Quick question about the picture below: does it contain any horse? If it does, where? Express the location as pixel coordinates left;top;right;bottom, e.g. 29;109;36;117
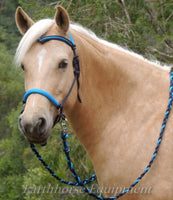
15;6;173;200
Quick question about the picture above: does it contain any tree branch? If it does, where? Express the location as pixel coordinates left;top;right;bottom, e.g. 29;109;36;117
49;2;58;6
146;7;165;36
146;2;173;50
164;39;173;50
118;0;132;24
149;47;173;59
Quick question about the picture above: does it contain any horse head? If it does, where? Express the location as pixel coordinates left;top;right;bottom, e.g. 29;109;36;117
15;6;79;145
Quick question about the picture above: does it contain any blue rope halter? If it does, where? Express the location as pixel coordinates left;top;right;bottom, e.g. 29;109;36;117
23;33;81;113
24;33;173;199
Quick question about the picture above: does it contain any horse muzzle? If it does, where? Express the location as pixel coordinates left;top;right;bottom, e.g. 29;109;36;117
19;112;52;145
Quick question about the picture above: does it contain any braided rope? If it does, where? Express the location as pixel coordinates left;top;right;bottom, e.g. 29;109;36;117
30;142;96;186
30;70;173;199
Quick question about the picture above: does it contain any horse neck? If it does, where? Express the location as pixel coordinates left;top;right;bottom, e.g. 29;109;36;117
67;28;169;161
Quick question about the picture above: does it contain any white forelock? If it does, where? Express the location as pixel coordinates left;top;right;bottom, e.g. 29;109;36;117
14;19;54;67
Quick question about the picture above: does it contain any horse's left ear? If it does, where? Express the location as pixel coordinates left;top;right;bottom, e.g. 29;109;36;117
15;7;34;35
55;6;70;33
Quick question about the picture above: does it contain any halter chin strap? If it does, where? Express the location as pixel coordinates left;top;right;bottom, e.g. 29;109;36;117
23;33;81;123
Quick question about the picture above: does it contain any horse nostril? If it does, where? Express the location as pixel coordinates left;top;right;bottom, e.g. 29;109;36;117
38;117;46;134
19;117;25;133
19;116;47;136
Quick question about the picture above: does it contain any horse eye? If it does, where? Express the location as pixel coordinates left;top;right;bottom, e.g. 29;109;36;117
59;59;68;69
21;64;25;71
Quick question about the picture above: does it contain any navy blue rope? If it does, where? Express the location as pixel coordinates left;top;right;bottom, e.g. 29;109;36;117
38;35;76;51
38;33;82;103
30;70;173;199
30;139;96;186
61;75;78;108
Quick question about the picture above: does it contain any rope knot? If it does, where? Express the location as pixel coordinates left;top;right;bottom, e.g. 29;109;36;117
73;56;80;77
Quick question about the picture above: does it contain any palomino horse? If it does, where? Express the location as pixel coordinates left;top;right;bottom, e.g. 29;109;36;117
15;6;173;200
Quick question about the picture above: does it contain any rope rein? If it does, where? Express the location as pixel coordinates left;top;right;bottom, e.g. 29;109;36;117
30;69;173;200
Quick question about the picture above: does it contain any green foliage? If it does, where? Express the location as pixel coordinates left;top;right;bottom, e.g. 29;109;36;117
19;0;173;64
0;0;173;200
0;105;27;200
21;124;95;200
0;42;24;139
0;0;20;52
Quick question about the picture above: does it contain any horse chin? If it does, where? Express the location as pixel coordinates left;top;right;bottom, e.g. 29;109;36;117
19;123;52;146
25;134;50;146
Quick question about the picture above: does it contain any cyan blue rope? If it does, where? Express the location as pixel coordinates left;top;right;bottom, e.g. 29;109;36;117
23;89;61;108
30;141;97;186
69;32;75;45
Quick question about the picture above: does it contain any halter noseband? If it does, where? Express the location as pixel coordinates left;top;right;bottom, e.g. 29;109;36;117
23;33;81;122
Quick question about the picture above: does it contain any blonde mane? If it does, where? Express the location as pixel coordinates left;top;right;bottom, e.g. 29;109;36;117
70;23;170;70
15;19;170;70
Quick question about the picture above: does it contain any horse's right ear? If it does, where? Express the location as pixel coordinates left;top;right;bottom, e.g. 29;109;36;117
15;7;34;35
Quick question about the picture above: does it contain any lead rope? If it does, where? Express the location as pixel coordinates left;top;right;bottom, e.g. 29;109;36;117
30;123;96;187
30;69;173;199
30;117;96;187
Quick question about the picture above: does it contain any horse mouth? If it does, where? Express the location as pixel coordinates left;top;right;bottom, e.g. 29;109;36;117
18;114;53;146
25;135;48;146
